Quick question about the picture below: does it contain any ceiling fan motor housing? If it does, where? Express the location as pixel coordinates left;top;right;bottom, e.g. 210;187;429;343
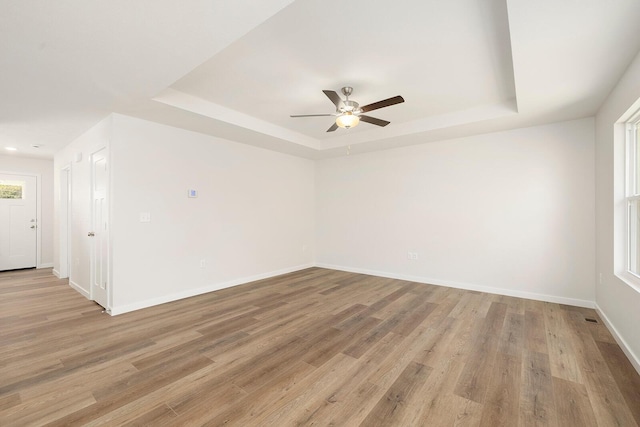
340;100;360;113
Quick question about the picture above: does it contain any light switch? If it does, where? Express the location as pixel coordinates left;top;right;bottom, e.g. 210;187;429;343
139;212;151;222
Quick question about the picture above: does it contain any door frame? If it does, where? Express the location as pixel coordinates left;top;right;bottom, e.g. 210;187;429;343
0;170;42;269
58;165;71;279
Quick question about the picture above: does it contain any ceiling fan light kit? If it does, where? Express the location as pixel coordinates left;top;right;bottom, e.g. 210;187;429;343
336;111;359;129
291;86;404;132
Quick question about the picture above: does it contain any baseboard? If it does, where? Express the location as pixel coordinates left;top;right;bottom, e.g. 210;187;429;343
38;262;53;269
595;304;640;376
109;263;315;316
69;280;90;300
52;269;61;278
315;262;595;308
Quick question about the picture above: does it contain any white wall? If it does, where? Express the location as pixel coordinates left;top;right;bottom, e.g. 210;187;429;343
52;114;600;323
0;155;54;268
595;49;640;371
109;115;315;313
53;116;111;297
316;118;595;306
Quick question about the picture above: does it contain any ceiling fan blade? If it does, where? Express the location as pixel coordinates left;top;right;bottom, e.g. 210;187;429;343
326;122;339;132
323;90;342;108
290;114;334;117
359;115;390;127
360;95;404;113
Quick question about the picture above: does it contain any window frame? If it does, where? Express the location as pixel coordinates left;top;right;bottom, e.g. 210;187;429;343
625;112;640;279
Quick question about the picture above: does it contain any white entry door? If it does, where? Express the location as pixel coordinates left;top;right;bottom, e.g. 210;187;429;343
0;174;37;271
91;149;109;309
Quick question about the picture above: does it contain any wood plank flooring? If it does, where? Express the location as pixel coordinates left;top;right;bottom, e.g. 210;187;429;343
1;267;639;426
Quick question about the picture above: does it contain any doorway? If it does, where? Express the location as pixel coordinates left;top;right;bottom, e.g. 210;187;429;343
90;148;109;309
0;173;37;271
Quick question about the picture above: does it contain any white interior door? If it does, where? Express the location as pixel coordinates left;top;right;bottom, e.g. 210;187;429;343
91;149;109;309
0;174;37;271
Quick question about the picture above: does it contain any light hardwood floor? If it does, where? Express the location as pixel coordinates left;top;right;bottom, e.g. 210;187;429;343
1;267;639;426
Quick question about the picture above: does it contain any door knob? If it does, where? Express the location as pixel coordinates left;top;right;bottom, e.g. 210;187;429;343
30;225;36;229
88;232;95;237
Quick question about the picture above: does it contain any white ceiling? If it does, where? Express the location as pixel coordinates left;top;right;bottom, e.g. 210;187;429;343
2;0;640;159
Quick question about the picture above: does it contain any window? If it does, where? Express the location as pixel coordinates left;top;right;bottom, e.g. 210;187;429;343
626;114;640;276
0;180;24;199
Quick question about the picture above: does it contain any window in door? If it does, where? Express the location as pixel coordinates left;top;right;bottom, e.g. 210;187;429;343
0;180;25;199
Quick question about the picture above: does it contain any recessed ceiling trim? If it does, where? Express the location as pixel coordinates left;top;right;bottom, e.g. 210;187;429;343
321;99;519;150
154;88;519;153
153;88;321;150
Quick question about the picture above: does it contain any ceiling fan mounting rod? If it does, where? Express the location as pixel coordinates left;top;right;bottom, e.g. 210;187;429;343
339;87;359;113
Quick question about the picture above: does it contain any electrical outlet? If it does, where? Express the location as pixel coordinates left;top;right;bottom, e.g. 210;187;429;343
407;251;419;260
200;259;206;268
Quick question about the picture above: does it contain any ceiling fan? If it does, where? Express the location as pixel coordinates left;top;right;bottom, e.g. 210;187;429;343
290;87;404;132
